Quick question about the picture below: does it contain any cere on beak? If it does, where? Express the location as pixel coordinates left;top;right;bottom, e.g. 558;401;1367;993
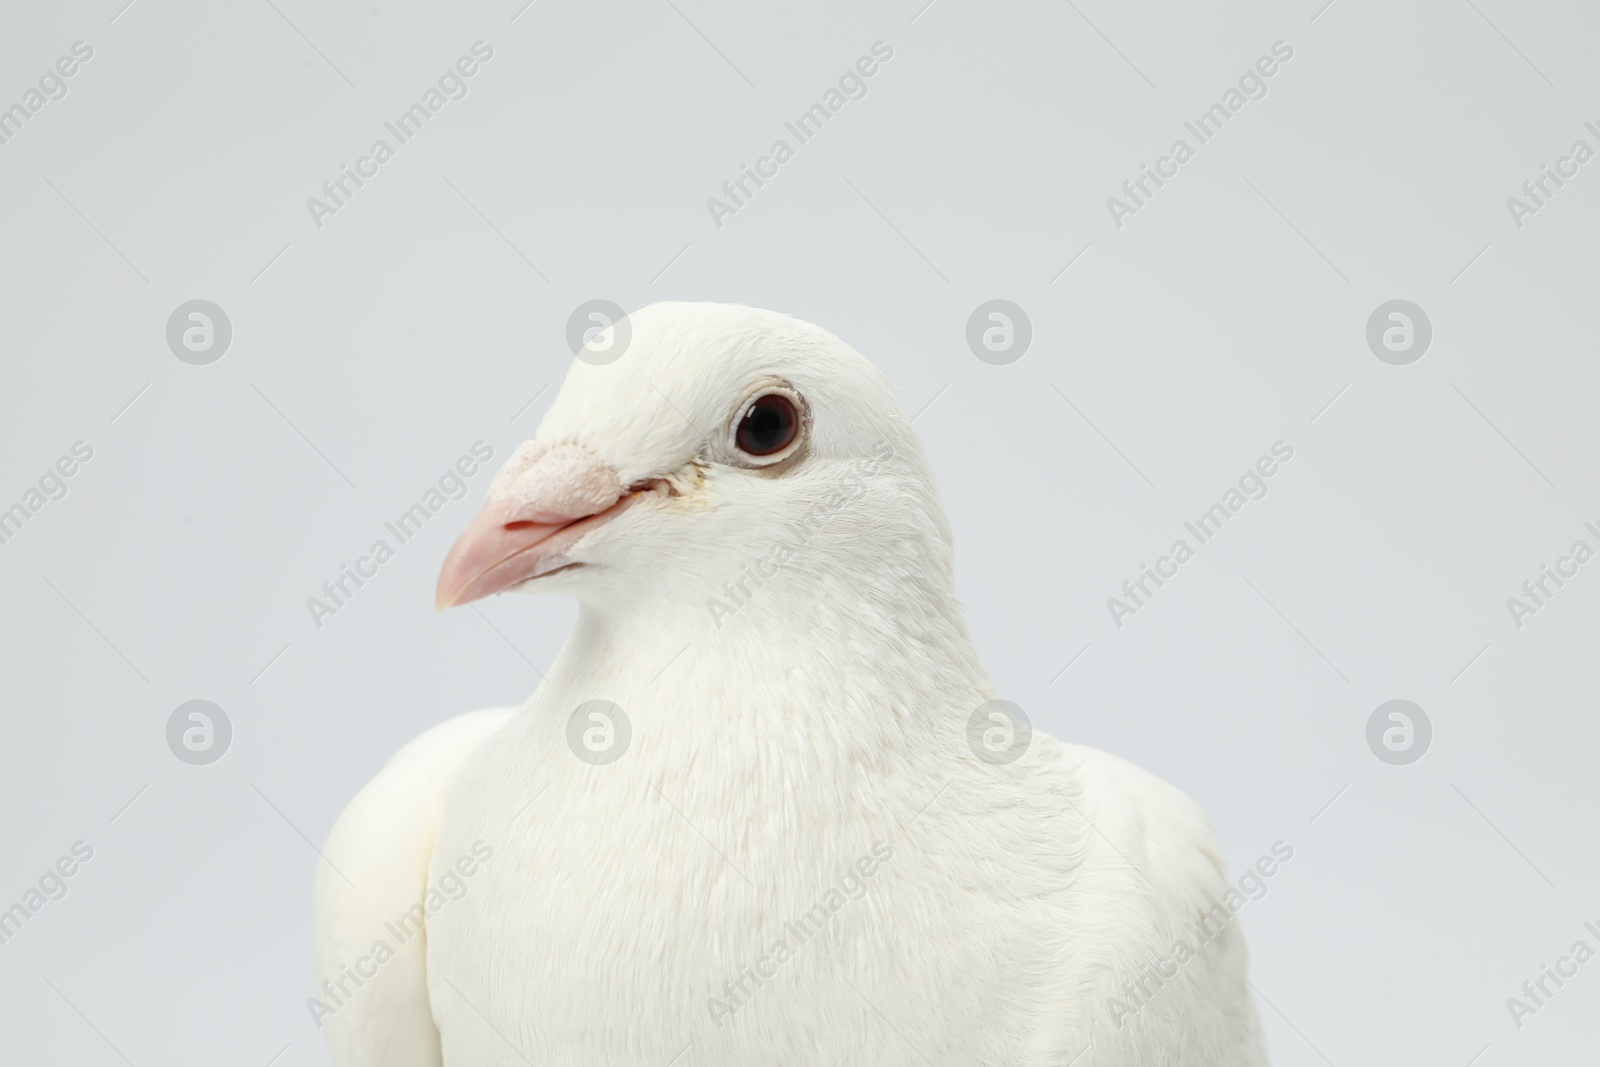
435;444;628;610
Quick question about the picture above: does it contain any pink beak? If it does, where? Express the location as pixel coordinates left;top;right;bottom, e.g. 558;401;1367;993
435;444;631;610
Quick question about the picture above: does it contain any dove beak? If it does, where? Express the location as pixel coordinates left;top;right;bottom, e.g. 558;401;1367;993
434;493;643;610
436;444;652;610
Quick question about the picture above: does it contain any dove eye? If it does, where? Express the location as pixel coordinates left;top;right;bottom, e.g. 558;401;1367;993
734;393;800;458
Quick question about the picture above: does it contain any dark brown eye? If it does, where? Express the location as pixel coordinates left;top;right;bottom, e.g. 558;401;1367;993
735;393;799;456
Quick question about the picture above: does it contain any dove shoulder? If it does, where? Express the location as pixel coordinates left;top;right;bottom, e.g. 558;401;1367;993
312;708;515;1067
1024;744;1268;1066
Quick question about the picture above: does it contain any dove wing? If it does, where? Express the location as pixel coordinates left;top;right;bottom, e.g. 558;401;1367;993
312;708;514;1067
1028;745;1271;1066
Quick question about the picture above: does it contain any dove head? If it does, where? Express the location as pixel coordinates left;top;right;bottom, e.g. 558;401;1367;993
436;302;959;632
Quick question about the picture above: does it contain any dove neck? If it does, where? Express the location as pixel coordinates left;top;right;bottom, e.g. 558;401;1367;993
553;568;993;742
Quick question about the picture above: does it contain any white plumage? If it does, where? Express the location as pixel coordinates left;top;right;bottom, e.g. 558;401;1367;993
313;302;1269;1066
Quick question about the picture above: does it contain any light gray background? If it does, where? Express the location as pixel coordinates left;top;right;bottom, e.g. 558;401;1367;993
2;0;1596;1064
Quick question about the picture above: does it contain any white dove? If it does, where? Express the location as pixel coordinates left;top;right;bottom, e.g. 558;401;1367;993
312;302;1269;1066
